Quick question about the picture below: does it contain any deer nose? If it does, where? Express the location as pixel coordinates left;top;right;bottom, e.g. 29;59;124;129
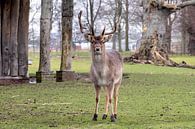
95;47;100;52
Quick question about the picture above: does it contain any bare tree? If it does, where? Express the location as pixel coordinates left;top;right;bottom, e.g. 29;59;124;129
116;0;122;52
60;0;73;71
180;7;189;54
52;0;62;52
124;0;195;68
164;13;177;53
29;3;41;53
186;6;195;55
125;0;129;51
38;0;53;73
82;0;102;32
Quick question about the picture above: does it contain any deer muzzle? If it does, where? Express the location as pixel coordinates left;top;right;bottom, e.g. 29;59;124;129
94;47;102;55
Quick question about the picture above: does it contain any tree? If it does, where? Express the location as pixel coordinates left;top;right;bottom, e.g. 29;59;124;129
187;6;195;55
0;0;29;77
125;0;129;51
2;0;11;76
124;0;195;68
38;0;53;73
116;0;122;52
82;0;102;32
180;7;189;54
10;0;20;76
18;0;30;77
101;0;118;50
0;2;2;76
60;0;73;71
29;3;41;54
52;0;62;52
164;13;177;53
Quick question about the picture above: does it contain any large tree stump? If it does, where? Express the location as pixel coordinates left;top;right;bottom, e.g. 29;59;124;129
124;31;195;69
124;31;177;66
124;0;195;69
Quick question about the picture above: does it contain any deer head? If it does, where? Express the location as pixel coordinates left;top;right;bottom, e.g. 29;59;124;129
78;11;117;55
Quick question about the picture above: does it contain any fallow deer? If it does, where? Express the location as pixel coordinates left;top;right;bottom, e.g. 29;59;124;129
78;11;123;122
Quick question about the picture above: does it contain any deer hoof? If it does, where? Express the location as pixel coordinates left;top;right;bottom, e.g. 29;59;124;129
102;114;107;120
110;114;116;122
92;113;98;121
114;114;117;119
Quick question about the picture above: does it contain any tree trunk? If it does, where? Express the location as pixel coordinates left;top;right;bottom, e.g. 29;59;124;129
112;1;118;50
124;0;174;65
0;3;2;76
38;0;52;73
112;33;117;50
10;0;20;76
60;0;73;71
118;24;122;52
125;0;129;51
116;0;122;52
0;0;30;78
181;7;189;54
86;0;102;32
187;6;195;55
18;0;30;77
89;0;94;30
164;15;172;53
2;0;11;76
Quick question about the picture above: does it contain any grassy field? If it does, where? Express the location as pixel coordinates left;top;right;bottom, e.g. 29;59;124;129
28;51;195;75
0;52;195;129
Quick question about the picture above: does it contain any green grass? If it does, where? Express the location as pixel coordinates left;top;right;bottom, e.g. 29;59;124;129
28;51;132;74
170;54;195;65
0;74;195;128
1;52;195;128
28;52;195;75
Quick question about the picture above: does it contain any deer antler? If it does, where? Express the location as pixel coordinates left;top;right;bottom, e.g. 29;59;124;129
103;16;120;35
78;11;85;33
78;11;95;36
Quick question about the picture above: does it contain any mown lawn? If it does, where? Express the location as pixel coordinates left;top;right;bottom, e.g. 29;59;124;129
28;51;195;75
0;52;195;129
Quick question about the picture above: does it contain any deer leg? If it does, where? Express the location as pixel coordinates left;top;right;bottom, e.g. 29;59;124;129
102;87;109;120
113;85;120;119
108;86;115;122
92;86;100;121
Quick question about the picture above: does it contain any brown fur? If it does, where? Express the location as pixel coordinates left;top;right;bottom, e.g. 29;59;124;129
87;34;123;122
78;11;122;121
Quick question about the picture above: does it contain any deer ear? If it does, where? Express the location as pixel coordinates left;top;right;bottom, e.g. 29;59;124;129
84;34;94;43
102;35;113;43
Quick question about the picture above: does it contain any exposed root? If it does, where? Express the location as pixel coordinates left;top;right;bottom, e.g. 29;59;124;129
124;31;195;69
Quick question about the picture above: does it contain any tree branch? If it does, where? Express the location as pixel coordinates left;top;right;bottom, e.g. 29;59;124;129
93;0;102;22
177;0;195;8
